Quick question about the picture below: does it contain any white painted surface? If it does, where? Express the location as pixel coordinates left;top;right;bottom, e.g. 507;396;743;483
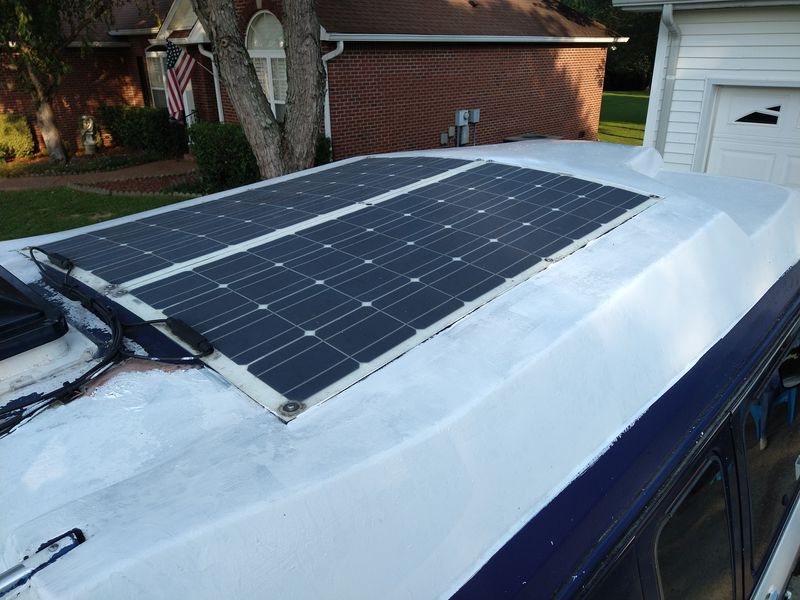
1;141;799;600
706;86;800;185
644;6;800;175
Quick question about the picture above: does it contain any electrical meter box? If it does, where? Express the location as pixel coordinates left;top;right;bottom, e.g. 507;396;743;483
455;110;469;127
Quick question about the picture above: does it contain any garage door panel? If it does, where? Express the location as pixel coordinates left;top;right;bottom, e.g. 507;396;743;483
707;143;779;181
781;155;800;187
706;86;800;186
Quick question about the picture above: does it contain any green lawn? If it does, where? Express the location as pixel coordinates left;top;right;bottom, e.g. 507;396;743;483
0;188;185;241
598;91;649;146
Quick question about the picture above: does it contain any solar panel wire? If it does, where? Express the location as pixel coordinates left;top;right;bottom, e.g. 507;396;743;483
0;248;213;438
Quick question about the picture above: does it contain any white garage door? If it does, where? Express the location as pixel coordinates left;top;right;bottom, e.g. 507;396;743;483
707;86;800;187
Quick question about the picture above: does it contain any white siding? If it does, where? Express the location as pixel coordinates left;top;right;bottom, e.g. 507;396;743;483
653;6;800;173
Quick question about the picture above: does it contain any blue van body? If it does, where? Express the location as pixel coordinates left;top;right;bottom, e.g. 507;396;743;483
455;261;800;599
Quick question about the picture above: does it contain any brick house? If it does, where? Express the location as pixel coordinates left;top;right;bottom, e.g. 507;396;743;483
0;1;172;152
1;1;624;160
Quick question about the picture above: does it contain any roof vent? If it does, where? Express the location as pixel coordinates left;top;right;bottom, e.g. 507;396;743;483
0;266;67;360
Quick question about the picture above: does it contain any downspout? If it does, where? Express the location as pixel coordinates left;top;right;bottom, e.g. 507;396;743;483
321;41;344;143
655;4;680;155
198;44;225;123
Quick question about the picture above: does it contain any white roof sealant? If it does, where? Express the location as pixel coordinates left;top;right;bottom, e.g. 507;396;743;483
1;140;799;600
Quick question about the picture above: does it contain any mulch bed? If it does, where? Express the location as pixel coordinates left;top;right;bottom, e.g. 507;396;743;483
83;173;199;195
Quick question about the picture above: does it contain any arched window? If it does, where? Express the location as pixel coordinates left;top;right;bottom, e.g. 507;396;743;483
246;11;287;122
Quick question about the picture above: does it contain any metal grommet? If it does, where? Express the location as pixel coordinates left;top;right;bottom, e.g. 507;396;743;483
281;401;303;415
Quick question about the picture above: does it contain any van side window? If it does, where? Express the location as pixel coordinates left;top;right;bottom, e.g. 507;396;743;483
581;545;643;600
656;460;733;600
743;345;800;573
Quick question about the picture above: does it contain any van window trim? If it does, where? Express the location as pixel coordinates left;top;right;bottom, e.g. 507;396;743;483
732;313;800;591
652;455;736;600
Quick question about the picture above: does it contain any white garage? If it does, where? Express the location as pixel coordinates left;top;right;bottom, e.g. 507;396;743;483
612;0;800;187
707;86;800;186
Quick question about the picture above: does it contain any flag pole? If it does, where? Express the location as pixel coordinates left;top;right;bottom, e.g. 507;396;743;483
195;60;215;78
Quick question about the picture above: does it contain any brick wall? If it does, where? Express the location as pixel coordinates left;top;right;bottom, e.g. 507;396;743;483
187;48;219;122
160;2;608;162
0;46;145;153
326;43;607;160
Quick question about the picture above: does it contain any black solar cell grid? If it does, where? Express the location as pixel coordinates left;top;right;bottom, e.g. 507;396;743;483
39;156;468;284
131;163;651;405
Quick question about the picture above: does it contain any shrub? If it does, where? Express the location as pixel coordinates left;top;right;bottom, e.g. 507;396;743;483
314;135;332;166
0;114;35;160
98;106;187;158
189;121;259;192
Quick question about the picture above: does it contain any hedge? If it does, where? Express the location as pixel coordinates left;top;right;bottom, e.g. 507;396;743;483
98;106;187;158
189;123;334;193
188;121;259;192
315;135;332;166
0;114;35;160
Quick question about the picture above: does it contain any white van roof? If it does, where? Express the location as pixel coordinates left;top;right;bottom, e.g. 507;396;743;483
2;140;799;600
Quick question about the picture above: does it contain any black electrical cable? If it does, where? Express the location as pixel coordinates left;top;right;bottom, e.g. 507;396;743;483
1;249;213;437
119;318;214;362
0;252;125;436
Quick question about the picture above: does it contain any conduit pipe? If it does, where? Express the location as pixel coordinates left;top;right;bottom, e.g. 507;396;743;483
198;44;225;123
322;41;344;144
656;4;680;155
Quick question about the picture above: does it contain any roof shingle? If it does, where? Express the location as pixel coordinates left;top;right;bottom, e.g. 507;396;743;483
316;0;617;39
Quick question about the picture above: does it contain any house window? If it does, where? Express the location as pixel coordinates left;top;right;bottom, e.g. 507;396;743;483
145;49;197;124
146;53;168;109
735;106;781;125
246;11;287;122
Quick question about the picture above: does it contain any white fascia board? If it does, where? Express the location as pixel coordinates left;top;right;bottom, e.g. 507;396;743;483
613;0;800;10
147;37;193;47
66;41;131;48
321;32;629;44
186;20;209;44
155;0;183;39
107;27;160;37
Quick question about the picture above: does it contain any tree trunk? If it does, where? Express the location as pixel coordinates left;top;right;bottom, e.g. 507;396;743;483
22;54;68;163
36;99;68;163
281;0;325;173
191;0;283;179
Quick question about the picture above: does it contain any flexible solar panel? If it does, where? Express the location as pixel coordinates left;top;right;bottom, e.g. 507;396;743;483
122;161;655;416
37;157;656;419
40;156;468;284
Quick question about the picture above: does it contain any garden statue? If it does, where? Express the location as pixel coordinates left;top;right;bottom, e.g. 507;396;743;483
80;115;96;156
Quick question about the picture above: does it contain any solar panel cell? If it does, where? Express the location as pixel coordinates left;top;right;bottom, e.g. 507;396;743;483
231;268;315;306
326;265;407;301
373;282;463;329
216;316;303;365
249;337;358;400
211;311;301;360
272;287;360;330
375;246;453;278
170;289;258;331
425;262;505;302
322;308;415;362
133;271;219;309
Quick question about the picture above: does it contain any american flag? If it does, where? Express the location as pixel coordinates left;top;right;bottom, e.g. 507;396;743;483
165;40;196;120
